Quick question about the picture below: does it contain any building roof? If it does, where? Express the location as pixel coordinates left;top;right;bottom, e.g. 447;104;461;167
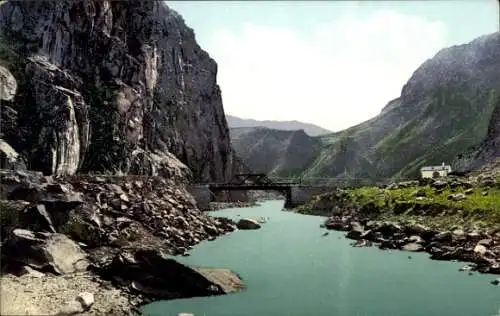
420;165;452;172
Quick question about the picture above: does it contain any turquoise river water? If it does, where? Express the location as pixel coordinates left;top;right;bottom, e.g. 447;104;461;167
142;200;499;316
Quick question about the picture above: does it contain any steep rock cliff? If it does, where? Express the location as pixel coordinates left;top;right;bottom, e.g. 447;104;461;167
0;1;232;182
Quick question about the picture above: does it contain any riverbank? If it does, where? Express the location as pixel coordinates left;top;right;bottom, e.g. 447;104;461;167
0;170;244;315
296;174;500;275
209;190;284;211
209;201;259;211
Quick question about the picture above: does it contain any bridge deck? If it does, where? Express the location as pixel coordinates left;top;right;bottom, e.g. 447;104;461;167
209;183;298;190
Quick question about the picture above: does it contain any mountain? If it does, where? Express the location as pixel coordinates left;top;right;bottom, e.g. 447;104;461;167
230;127;318;176
0;0;234;182
231;32;500;182
226;114;331;136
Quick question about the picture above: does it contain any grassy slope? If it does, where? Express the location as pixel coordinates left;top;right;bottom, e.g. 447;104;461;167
298;180;500;231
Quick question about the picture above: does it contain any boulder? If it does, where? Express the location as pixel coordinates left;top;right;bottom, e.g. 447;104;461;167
2;229;89;274
402;243;424;252
377;222;402;237
433;231;453;243
407;235;424;244
345;221;364;240
97;249;242;299
474;244;488;256
325;217;348;231
236;218;261;230
448;193;466;201
76;292;95;310
56;292;94;316
477;239;493;247
432;180;448;190
413;189;426;197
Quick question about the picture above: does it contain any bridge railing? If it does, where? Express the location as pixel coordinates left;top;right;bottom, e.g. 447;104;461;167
266;177;368;187
197;177;415;188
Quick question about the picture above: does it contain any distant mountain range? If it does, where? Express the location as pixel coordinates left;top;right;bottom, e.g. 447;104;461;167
228;32;500;182
225;115;332;137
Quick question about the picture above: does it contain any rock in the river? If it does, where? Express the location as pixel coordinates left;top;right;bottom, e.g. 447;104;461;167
97;249;243;299
346;221;364;240
194;268;245;293
236;218;261;230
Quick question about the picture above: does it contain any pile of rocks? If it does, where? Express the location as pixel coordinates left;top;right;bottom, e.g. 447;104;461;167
324;208;500;275
0;169;242;314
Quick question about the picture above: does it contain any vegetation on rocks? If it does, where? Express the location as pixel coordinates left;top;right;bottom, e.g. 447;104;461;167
299;176;500;228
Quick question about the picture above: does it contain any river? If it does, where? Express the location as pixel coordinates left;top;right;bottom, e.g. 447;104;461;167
142;200;499;316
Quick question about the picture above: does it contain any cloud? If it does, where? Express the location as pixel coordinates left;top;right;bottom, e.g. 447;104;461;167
205;10;447;131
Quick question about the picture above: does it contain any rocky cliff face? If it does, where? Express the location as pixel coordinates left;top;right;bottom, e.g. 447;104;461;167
0;0;232;182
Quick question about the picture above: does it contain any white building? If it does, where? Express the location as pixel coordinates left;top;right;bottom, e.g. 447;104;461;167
420;162;452;179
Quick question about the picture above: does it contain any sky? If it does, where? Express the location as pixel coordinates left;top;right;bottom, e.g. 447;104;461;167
168;1;499;132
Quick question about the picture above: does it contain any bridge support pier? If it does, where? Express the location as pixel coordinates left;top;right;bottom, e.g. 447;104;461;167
283;188;295;209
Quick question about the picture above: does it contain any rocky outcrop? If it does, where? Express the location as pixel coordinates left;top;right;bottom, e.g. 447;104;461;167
0;1;232;182
2;229;89;275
